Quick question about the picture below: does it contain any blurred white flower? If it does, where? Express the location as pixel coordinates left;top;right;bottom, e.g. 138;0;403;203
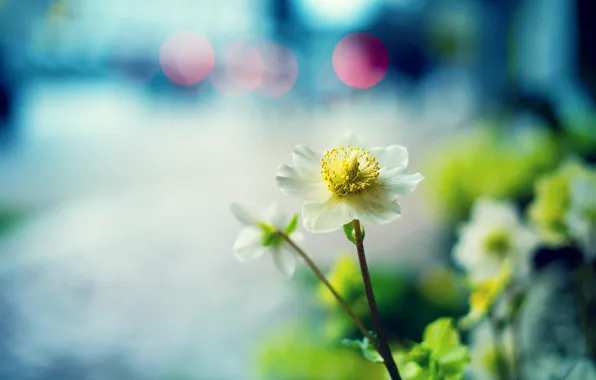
459;265;512;329
275;132;423;233
566;175;596;259
469;322;515;380
230;203;300;277
453;198;538;284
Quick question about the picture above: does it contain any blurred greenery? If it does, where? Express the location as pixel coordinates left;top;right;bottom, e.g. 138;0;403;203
458;264;511;330
314;257;466;344
563;109;596;162
254;108;596;380
424;120;561;222
257;255;469;380
528;159;595;246
342;336;383;363
255;107;596;380
394;318;469;380
257;322;387;380
416;267;467;310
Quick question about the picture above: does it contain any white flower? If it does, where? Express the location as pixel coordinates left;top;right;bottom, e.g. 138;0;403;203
230;202;300;277
453;198;538;284
469;322;515;380
275;132;423;233
566;175;596;259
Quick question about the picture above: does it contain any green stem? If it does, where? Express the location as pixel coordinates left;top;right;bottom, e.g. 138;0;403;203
487;310;510;380
505;285;523;380
577;261;596;359
279;233;382;355
352;220;402;380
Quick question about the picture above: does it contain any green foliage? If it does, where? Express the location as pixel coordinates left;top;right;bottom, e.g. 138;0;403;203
396;318;470;380
562;109;596;159
259;223;282;247
341;336;384;363
317;254;369;341
285;213;299;235
375;271;465;345
342;221;365;245
417;268;467;310
317;261;440;343
458;265;511;330
257;324;386;380
259;213;299;247
423;318;460;356
318;255;363;309
285;263;467;378
528;159;593;245
340;319;469;380
297;261;465;346
424;122;560;222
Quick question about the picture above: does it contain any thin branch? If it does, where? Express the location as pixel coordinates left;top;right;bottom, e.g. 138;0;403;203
279;232;382;355
352;220;402;380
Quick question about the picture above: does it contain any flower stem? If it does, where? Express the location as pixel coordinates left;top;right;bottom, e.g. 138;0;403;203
506;287;524;380
577;261;596;359
278;232;382;355
352;220;402;380
487;309;510;380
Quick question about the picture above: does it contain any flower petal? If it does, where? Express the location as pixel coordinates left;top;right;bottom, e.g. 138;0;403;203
379;172;424;199
292;144;322;170
302;199;355;233
271;244;297;277
370;145;408;170
276;164;331;202
276;146;331;203
452;197;540;283
472;199;518;225
336;131;367;147
230;203;261;226
276;144;329;203
265;202;287;230
350;190;403;224
233;226;266;262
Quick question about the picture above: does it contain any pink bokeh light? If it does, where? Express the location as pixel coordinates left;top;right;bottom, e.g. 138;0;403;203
257;42;299;98
210;42;265;96
159;32;215;86
332;33;389;89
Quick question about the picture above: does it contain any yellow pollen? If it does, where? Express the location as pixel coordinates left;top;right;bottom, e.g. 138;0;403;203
320;145;380;196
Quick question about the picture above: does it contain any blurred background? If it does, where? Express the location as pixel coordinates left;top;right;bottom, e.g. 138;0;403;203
0;0;595;379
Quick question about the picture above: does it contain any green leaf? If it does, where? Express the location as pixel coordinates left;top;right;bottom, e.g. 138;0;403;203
399;362;429;380
341;336;383;363
443;374;465;380
396;319;469;380
342;222;357;244
342;221;365;245
284;213;299;235
438;346;470;374
422;318;460;356
407;343;431;367
259;223;282;247
262;231;282;247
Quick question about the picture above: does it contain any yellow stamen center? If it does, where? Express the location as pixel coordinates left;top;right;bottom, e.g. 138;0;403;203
320;145;380;196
